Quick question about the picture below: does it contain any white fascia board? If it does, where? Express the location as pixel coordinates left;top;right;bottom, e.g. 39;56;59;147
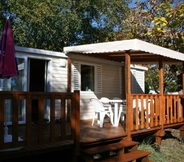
15;46;67;58
130;64;148;71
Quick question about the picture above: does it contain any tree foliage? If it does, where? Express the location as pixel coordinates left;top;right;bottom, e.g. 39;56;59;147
1;0;129;51
122;0;184;93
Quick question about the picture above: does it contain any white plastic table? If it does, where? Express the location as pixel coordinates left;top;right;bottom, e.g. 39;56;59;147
109;100;124;127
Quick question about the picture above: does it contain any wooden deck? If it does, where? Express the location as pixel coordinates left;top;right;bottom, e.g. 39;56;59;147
0;119;126;161
6;118;126;147
80;119;126;147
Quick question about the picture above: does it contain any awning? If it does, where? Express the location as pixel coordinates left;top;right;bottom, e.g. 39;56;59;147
64;39;184;63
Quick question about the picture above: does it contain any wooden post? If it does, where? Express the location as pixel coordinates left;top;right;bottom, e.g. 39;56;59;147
155;58;165;145
124;51;132;141
159;58;164;95
72;90;80;161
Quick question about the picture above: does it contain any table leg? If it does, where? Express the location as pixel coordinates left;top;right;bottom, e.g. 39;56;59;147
114;103;118;126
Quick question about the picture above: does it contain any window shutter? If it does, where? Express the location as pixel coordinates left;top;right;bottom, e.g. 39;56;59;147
96;65;102;93
72;62;80;91
131;70;137;93
135;70;144;93
119;67;122;94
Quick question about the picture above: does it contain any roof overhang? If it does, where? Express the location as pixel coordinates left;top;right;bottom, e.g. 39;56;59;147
64;39;184;64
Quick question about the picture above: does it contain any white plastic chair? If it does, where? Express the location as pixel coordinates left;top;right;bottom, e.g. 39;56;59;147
90;98;113;128
100;97;113;111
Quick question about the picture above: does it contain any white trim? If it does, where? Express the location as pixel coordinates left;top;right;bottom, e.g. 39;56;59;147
15;46;67;58
67;53;124;66
130;64;148;71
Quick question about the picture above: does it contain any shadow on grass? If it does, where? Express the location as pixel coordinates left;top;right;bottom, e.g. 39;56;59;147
133;129;183;153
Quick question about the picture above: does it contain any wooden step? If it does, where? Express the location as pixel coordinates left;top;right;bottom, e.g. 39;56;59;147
81;141;139;162
82;141;139;155
97;150;151;162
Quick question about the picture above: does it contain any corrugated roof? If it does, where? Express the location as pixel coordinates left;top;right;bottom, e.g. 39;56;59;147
64;39;184;63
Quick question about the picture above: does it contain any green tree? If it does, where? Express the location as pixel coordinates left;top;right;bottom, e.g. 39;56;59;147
122;0;184;93
0;1;7;29
1;0;129;51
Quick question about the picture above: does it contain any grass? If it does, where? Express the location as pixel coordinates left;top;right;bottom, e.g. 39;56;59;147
93;129;184;162
138;129;184;162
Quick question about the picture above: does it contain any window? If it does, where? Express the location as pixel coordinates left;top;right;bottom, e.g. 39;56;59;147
81;65;94;91
0;58;26;124
72;61;102;93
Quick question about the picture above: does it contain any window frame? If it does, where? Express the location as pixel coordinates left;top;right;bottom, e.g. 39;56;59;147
72;61;102;93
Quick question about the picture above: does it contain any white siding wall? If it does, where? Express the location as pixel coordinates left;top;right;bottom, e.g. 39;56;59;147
70;55;123;120
51;58;67;92
79;64;123;120
131;67;146;94
70;57;147;120
15;46;68;120
51;58;68;119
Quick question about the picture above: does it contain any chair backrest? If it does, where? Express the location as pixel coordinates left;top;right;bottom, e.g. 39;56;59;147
100;97;110;104
90;98;105;112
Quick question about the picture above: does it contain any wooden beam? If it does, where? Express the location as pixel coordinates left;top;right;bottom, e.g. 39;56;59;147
159;58;163;95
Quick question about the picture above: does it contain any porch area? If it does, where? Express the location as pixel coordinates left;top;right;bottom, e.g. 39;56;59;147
0;119;126;161
0;91;184;161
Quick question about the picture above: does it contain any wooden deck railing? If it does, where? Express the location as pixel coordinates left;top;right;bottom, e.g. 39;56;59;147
0;90;80;151
128;94;184;131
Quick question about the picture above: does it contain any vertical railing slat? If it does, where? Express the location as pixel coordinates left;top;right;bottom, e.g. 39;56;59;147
61;94;66;141
38;96;44;144
166;96;169;124
155;96;159;126
145;95;149;128
135;96;139;129
12;93;19;147
174;96;177;122
140;95;144;129
150;95;154;127
50;94;55;142
26;94;32;146
73;90;80;157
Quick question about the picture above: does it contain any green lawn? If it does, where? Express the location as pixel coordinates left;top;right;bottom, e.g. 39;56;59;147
138;129;184;162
